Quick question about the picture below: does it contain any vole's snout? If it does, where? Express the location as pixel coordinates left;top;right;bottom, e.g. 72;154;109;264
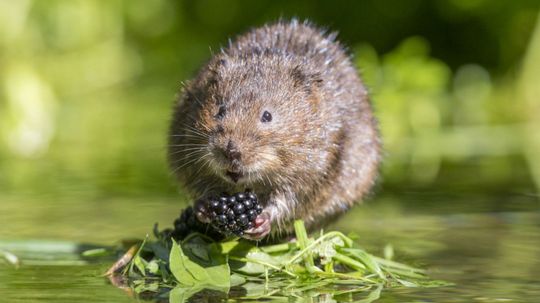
224;140;241;161
216;139;241;162
213;139;245;183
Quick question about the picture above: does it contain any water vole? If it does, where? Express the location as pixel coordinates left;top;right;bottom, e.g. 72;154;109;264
168;20;381;240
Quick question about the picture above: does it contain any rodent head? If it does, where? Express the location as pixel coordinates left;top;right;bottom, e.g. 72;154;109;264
179;55;326;187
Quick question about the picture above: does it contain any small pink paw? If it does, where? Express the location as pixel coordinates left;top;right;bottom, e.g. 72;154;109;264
244;212;271;240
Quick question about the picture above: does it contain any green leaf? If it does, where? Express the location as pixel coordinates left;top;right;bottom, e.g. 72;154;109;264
169;240;202;286
133;281;159;293
169;285;229;303
342;248;385;280
133;253;147;276
183;237;210;262
314;236;344;264
169;286;203;303
230;273;246;286
169;238;231;289
81;248;110;258
126;237;148;276
123;224;448;299
240;282;269;297
352;285;382;303
231;251;282;275
148;241;170;262
146;259;160;275
396;278;418;287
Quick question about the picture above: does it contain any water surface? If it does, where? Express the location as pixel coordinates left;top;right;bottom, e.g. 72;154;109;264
1;192;539;302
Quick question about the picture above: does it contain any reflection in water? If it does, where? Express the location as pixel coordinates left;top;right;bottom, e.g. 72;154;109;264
1;192;539;302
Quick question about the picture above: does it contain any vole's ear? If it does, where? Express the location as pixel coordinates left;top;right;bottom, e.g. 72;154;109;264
290;65;323;95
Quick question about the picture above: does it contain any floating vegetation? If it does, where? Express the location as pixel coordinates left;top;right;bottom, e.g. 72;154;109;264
0;249;20;268
105;220;449;302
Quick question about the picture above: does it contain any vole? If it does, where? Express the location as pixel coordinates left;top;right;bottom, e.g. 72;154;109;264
168;20;381;240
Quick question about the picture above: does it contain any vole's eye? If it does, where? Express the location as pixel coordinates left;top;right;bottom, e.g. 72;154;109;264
261;111;272;123
215;105;226;119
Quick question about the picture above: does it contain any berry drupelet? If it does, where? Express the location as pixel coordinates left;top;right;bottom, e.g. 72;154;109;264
205;191;263;236
167;190;263;240
168;206;223;241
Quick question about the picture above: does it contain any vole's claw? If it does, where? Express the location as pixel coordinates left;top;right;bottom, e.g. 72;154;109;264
196;211;211;223
244;212;271;240
194;199;211;223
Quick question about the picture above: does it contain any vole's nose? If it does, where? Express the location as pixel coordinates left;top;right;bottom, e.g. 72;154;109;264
224;140;241;161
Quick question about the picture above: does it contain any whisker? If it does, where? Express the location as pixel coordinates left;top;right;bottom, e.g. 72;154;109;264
168;151;207;175
169;134;206;139
168;147;206;157
167;144;207;148
182;131;208;140
169;149;207;164
200;155;215;176
193;152;214;178
175;124;210;139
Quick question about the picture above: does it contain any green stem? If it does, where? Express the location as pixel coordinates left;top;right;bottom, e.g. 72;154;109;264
229;256;296;277
124;236;147;276
333;252;367;271
371;256;425;273
324;261;334;273
259;242;294;253
315;270;375;283
294;220;316;271
286;231;353;266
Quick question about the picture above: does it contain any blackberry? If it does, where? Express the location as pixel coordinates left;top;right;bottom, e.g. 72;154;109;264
164;190;263;240
167;206;223;241
206;190;263;236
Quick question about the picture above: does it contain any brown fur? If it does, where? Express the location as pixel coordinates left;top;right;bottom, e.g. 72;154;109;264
168;20;381;239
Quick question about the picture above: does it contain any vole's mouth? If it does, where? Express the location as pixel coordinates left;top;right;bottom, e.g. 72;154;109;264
226;170;243;183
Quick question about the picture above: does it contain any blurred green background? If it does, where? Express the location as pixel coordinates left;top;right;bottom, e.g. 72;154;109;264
1;0;539;241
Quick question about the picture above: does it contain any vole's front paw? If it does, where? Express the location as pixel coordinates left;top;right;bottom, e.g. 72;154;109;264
194;198;212;223
244;211;271;240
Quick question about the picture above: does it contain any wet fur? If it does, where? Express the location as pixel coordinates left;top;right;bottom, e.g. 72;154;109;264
168;19;381;239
